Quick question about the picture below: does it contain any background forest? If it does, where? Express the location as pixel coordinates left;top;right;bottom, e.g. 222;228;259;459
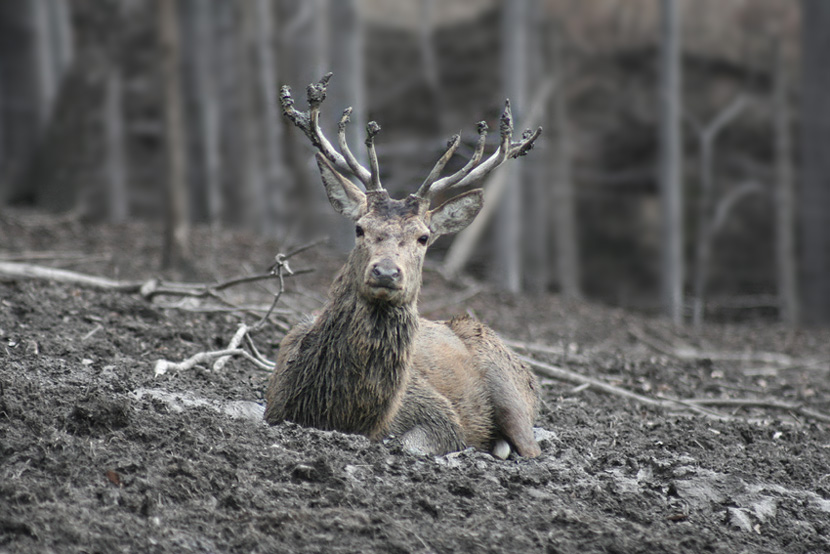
1;0;828;326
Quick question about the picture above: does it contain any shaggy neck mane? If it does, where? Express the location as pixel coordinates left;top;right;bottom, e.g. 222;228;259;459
283;264;420;436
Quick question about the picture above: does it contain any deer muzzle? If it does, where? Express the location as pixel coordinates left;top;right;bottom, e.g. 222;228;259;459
368;259;402;290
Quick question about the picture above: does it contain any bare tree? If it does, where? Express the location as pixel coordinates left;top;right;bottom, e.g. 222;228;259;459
773;41;799;326
689;96;748;327
104;64;128;223
158;0;191;269
324;0;366;252
419;0;446;129
524;0;549;295
548;26;581;301
799;0;830;325
254;0;288;238
192;0;223;251
236;0;268;234
658;0;684;325
497;0;529;293
31;0;59;129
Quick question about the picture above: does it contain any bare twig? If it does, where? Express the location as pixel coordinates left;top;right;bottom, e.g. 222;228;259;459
521;354;830;424
628;326;824;369
0;262;144;292
154;347;274;377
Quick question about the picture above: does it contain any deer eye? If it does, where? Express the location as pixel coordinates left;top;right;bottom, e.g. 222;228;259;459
417;234;429;246
355;225;364;238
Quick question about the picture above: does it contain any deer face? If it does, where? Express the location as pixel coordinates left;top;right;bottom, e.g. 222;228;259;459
352;197;429;305
316;154;484;306
281;74;541;306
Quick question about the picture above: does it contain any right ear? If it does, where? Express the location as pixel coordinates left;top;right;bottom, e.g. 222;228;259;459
316;153;367;220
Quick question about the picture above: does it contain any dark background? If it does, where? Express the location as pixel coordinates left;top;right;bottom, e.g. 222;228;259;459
1;0;828;326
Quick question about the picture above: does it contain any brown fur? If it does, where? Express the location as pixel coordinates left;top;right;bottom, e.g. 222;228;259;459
264;191;541;457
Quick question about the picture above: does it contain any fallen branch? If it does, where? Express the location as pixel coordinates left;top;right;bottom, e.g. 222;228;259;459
628;326;824;369
683;397;830;424
521;354;830;424
504;339;567;358
0;261;144;291
152;239;326;376
153;347;274;377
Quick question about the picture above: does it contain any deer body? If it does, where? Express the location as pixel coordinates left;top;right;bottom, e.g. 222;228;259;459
265;74;542;457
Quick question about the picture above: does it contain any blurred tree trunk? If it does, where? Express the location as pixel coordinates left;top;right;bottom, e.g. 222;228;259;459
658;0;684;325
800;0;830;325
773;41;798;326
192;0;223;243
158;0;191;270
104;65;128;223
31;0;58;129
419;0;446;132
548;27;582;301
690;96;747;328
525;1;549;295
496;0;529;293
325;0;366;252
254;0;288;239
236;0;268;234
104;0;128;223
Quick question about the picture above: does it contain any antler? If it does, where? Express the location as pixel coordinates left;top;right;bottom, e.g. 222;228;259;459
280;73;383;192
413;100;542;202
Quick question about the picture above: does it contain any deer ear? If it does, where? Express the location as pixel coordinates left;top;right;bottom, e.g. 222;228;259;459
316;153;367;220
426;189;484;239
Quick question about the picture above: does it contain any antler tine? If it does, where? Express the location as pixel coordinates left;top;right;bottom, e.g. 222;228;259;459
280;73;373;185
427;121;489;198
365;122;383;192
414;134;461;199
439;100;543;192
338;107;373;187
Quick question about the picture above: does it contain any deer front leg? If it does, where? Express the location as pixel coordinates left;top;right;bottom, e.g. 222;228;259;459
389;373;466;456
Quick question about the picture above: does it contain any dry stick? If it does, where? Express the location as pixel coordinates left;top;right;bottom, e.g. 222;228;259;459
684;397;830;424
0;262;144;291
251;237;327;329
504;338;566;357
213;325;251;371
627;325;819;368
0;260;312;306
523;354;830;423
155;240;327;375
154;348;274;377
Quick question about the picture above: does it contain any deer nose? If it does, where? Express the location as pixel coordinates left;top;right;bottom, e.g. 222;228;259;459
371;261;401;287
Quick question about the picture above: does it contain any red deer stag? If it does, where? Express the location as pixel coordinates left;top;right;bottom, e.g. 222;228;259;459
265;73;542;458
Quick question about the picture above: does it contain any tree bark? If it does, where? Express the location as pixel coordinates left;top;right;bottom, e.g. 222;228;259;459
192;0;223;241
548;27;581;301
31;0;58;129
254;0;287;238
773;41;799;326
690;96;747;327
158;0;191;270
799;0;830;325
104;65;128;223
236;0;268;234
496;0;529;293
326;0;366;252
658;0;684;325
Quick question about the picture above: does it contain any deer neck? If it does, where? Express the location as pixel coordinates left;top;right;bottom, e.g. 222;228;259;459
294;267;419;436
325;267;420;367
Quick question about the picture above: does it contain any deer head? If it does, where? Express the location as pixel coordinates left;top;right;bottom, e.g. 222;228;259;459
280;73;541;306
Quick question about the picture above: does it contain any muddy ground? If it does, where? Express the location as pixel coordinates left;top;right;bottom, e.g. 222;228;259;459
1;216;828;554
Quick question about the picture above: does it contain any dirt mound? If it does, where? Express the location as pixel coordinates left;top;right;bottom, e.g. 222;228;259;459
1;219;828;553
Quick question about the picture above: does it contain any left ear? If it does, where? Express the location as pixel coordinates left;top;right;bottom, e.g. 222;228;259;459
425;189;484;242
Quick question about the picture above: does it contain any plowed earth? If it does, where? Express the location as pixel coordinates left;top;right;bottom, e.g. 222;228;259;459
1;216;828;553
